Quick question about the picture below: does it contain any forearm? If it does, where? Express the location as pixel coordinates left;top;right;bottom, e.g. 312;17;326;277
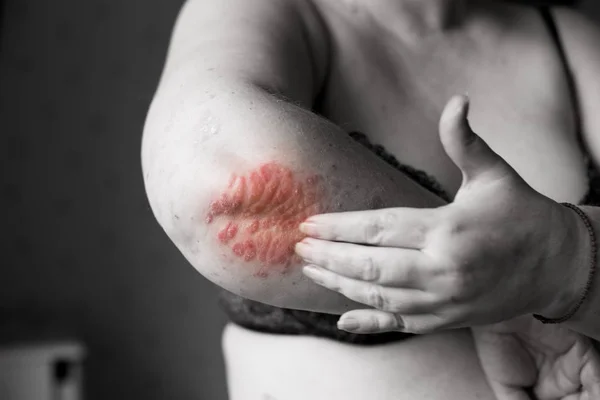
142;75;446;314
558;205;600;341
547;7;600;342
542;202;600;341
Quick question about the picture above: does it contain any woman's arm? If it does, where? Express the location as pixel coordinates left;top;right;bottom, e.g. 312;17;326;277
141;0;446;314
290;92;600;343
552;8;600;341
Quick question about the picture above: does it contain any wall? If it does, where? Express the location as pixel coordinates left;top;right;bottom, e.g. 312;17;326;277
583;0;600;17
0;1;228;399
0;1;599;400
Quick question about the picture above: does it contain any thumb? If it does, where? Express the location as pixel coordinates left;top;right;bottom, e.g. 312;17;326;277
439;95;513;185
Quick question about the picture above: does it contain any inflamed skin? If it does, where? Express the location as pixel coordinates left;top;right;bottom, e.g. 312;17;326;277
205;162;329;278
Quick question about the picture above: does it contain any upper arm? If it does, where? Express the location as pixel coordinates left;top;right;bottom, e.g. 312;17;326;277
143;0;331;251
160;0;329;107
142;0;445;314
553;8;600;164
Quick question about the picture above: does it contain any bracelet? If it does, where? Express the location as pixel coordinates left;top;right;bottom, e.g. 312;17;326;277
533;202;597;324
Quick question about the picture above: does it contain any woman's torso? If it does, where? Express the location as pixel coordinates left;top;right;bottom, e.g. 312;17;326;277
224;2;589;399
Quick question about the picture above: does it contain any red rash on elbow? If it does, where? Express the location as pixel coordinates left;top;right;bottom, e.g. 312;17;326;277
205;162;326;277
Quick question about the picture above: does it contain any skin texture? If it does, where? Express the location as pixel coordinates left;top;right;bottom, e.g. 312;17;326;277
296;96;582;335
290;96;600;400
473;316;600;400
205;162;326;277
142;0;600;399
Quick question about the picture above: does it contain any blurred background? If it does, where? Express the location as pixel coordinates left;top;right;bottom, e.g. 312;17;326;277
0;1;599;399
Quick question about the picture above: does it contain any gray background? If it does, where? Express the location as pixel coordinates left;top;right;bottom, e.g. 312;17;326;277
1;1;599;399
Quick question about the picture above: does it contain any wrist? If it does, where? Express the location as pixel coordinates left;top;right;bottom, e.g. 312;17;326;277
537;202;590;319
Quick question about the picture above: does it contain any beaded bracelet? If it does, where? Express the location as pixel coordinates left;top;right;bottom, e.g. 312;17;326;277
533;202;597;324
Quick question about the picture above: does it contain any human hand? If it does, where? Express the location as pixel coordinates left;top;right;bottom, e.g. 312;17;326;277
294;95;586;334
472;316;600;400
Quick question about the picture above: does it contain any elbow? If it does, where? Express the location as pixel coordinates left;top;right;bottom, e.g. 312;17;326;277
188;161;330;278
141;153;349;312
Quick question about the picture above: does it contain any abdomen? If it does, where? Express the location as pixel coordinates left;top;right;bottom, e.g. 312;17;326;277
222;323;496;400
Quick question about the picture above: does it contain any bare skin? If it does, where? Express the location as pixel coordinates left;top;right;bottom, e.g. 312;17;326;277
142;0;599;399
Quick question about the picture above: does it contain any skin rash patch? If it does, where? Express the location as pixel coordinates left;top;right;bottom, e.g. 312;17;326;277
205;162;327;277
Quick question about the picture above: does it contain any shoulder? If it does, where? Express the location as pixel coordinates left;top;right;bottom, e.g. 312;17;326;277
170;0;330;103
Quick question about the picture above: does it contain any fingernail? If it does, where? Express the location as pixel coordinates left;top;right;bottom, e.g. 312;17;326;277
299;221;320;237
394;315;405;330
295;241;312;257
302;265;324;280
337;318;360;331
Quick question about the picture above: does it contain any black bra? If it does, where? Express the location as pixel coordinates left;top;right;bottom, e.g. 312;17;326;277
218;7;600;345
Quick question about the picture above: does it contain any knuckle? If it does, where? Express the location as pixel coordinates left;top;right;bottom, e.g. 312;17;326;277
363;221;383;244
368;314;383;331
386;302;406;314
335;253;352;271
412;221;430;247
400;319;413;333
364;212;394;244
445;283;467;305
368;286;386;310
444;270;476;304
445;220;464;237
449;272;468;292
382;210;398;226
392;314;405;331
439;213;466;238
424;258;447;279
361;256;380;282
416;209;439;247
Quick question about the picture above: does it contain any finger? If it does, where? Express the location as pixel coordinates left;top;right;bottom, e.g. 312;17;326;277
302;265;437;314
295;238;430;288
471;328;537;399
399;313;461;334
337;309;404;334
581;346;600;397
535;339;600;400
299;207;438;249
438;95;514;185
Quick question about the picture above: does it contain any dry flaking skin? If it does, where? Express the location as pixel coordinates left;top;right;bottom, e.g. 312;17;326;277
205;162;328;278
